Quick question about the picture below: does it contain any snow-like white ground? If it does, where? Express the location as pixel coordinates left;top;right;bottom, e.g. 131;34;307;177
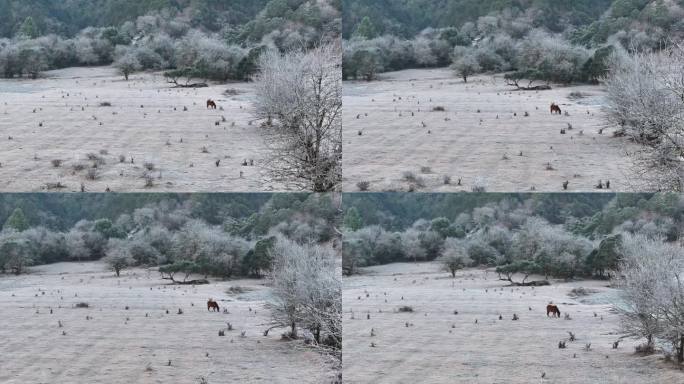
342;262;683;384
0;66;284;192
343;68;641;192
0;262;336;384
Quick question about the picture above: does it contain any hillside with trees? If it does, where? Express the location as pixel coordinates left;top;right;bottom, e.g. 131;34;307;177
0;0;341;81
0;193;340;279
342;193;680;275
343;0;684;83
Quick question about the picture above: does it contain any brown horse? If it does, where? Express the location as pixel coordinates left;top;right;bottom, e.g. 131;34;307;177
550;103;562;115
546;304;561;318
207;299;220;312
206;99;217;109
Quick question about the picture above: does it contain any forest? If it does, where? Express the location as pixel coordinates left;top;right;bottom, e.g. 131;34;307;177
342;193;679;275
343;0;684;83
0;0;341;80
0;193;339;278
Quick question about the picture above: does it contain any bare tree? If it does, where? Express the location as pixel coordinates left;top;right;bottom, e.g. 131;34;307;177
103;239;133;277
615;233;684;362
267;236;341;351
253;43;342;192
113;48;141;81
604;43;684;191
439;237;472;277
451;49;480;83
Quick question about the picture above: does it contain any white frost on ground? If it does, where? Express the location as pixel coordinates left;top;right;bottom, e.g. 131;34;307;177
0;66;285;192
343;262;684;384
343;68;641;192
0;262;335;384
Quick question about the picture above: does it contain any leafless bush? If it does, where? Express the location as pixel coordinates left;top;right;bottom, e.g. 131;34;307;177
51;159;63;167
144;162;155;171
568;287;597;297
356;181;370;191
86;168;99;180
72;163;87;172
634;342;655;355
402;171;425;187
86;153;105;166
144;173;154;188
471;177;487;192
226;286;249;294
45;182;66;190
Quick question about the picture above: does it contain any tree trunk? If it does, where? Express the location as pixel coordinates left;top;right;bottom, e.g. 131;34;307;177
115;268;120;277
678;335;684;364
290;322;298;338
451;269;456;278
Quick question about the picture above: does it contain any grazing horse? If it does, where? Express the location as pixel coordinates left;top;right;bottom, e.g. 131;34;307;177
546;304;561;318
550;103;562;115
206;99;217;109
207;299;220;312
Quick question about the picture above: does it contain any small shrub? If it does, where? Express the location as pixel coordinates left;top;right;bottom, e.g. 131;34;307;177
51;159;63;167
86;153;105;166
634;343;655;354
357;181;370;191
99;102;112;107
74;302;89;308
443;175;451;185
86;168;99;180
568;287;597;297
402;171;425;188
144;173;154;188
143;162;155;171
398;306;414;313
226;286;249;294
72;163;87;172
432;106;445;112
46;182;66;190
201;146;209;153
472;177;487;192
420;166;432;174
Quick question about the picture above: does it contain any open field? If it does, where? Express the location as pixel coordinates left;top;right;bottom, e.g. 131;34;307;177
0;262;336;384
0;66;282;192
343;262;684;384
343;68;641;192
